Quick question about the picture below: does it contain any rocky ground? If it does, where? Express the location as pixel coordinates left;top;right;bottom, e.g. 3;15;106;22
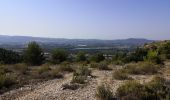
0;66;159;100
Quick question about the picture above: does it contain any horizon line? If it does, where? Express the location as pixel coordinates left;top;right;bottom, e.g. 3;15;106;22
0;34;159;41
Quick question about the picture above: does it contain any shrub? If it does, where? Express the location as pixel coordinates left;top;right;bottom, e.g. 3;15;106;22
50;68;63;78
116;77;170;100
62;83;80;90
37;65;51;74
113;69;129;80
158;41;170;59
145;76;170;99
98;62;109;70
90;62;98;68
96;84;113;100
116;81;143;98
13;63;28;74
71;66;91;84
91;53;105;62
0;74;16;89
58;62;74;72
125;62;160;75
0;66;6;75
75;66;91;76
146;50;163;64
71;75;85;84
76;51;87;62
113;60;124;65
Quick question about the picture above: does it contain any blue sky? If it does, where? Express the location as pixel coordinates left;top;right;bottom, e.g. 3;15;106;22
0;0;170;40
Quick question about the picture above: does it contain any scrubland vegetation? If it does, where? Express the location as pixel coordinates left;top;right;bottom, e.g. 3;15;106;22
96;84;113;100
0;40;170;100
116;76;170;100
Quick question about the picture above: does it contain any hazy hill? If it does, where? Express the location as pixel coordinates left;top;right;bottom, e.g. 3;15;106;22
0;35;153;45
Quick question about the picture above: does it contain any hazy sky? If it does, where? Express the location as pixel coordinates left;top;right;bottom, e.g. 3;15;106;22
0;0;170;40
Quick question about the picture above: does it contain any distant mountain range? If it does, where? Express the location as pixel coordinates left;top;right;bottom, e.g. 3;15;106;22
0;35;154;45
0;35;155;52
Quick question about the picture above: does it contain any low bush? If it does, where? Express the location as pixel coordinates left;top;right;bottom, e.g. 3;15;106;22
96;84;113;100
145;50;164;64
90;62;110;70
0;74;16;89
62;83;80;90
125;62;161;75
58;62;74;72
13;63;28;74
0;66;6;75
71;75;85;84
71;66;91;84
90;62;98;68
113;60;124;65
50;68;63;78
116;76;170;100
37;65;51;74
116;81;143;98
98;62;110;70
75;66;91;76
113;69;130;80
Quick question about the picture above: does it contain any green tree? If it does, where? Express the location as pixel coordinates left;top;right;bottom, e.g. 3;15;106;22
0;48;22;64
91;53;105;62
158;42;170;59
23;42;44;65
51;49;68;64
128;47;148;62
146;50;163;64
76;51;86;62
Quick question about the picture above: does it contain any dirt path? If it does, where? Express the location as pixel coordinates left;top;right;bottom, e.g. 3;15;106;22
0;69;154;100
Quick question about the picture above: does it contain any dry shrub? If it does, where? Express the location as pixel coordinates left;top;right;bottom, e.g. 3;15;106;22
96;84;113;100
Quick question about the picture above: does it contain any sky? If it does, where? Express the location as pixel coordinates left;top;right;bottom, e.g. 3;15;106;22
0;0;170;40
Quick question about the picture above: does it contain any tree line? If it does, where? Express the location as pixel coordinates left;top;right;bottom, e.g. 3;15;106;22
0;41;170;66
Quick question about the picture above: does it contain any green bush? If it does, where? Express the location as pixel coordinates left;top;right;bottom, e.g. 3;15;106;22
127;47;148;63
51;49;68;64
91;53;105;62
146;50;163;64
76;51;87;62
0;48;22;64
113;69;129;80
96;84;113;100
158;41;170;59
